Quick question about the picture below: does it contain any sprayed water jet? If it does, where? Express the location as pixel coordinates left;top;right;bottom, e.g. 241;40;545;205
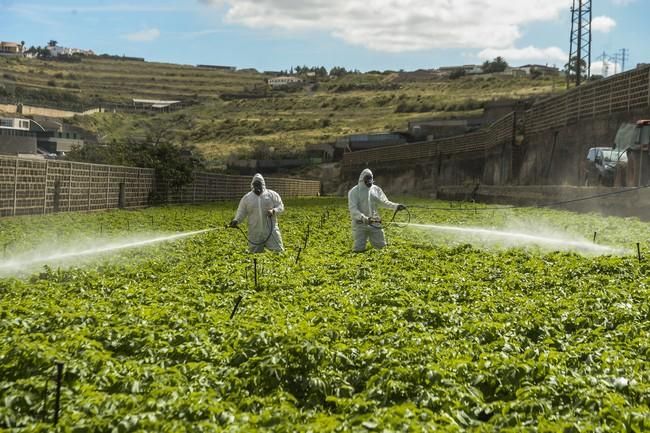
405;223;627;255
0;228;216;275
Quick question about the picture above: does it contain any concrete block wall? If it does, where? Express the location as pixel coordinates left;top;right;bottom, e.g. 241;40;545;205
162;172;321;203
342;112;516;192
0;156;321;218
0;157;155;217
341;66;650;190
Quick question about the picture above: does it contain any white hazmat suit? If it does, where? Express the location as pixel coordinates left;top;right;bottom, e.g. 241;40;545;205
348;168;401;252
232;173;284;253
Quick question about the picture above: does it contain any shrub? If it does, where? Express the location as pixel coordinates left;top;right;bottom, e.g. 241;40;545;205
449;69;466;80
47;80;57;87
394;102;413;113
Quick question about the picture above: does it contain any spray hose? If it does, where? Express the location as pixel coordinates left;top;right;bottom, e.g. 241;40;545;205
368;206;411;229
227;215;276;246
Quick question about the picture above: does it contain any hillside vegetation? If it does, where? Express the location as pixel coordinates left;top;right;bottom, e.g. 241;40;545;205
0;56;263;107
0;55;565;168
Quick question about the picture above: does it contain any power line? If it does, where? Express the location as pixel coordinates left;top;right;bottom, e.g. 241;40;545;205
609;52;619;74
596;51;609;77
620;48;629;72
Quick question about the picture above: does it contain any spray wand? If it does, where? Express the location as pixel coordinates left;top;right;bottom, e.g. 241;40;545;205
368;205;411;229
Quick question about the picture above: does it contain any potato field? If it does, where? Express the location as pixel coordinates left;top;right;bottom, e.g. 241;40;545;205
1;198;649;432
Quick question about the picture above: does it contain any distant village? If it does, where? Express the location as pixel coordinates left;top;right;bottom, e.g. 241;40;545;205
1;39;561;90
1;38;562;166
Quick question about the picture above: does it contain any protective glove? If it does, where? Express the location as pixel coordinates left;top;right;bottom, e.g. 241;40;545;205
396;204;406;211
228;219;239;228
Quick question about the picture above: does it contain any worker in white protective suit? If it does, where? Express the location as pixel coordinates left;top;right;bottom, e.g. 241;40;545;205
229;173;285;253
348;168;405;252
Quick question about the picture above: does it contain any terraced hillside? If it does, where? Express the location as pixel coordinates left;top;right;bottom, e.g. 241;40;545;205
0;55;565;167
0;55;265;108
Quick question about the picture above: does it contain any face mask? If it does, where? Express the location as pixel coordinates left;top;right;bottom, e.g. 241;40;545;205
363;176;373;188
253;182;263;195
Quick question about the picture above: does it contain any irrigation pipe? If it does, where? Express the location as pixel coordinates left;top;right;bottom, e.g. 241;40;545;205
408;184;650;212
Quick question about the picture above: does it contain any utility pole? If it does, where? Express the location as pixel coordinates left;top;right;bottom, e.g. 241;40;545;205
596;51;609;77
619;48;629;72
567;0;592;87
610;52;620;74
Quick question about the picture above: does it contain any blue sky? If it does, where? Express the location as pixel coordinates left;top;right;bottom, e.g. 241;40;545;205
0;0;646;75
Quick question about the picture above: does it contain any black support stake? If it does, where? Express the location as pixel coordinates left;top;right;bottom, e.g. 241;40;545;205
637;242;642;262
303;224;310;250
593;231;597;243
53;361;64;425
295;247;302;265
253;258;258;289
230;295;243;320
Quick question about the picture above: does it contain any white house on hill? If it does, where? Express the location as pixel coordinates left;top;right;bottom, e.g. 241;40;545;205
267;76;304;89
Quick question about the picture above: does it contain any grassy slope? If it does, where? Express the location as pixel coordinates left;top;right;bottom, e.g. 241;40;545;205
0;56;565;166
0;56;263;104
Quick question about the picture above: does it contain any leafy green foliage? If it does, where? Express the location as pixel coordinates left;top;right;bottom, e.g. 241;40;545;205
1;199;649;431
482;57;509;74
66;119;203;194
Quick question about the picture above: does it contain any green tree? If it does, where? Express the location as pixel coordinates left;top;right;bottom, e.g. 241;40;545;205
329;66;347;77
564;56;588;81
482;57;508;73
66;120;202;199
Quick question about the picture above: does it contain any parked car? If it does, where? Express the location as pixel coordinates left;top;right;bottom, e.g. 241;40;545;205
585;147;627;186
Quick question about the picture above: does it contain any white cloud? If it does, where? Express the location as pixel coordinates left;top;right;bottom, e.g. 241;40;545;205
590;61;606;77
200;0;570;53
10;3;190;13
124;28;161;42
592;16;616;33
612;0;635;5
591;60;620;77
478;45;567;63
